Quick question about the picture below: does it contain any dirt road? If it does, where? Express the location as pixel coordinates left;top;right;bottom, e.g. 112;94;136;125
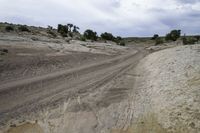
0;48;148;129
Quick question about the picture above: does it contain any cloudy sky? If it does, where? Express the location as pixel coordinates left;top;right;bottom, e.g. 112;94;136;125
0;0;199;37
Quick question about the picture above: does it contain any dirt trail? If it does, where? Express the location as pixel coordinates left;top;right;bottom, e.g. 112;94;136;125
0;48;149;130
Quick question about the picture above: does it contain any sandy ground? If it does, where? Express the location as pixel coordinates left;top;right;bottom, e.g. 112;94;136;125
125;45;200;133
0;33;128;83
1;32;199;133
0;49;149;133
0;33;144;133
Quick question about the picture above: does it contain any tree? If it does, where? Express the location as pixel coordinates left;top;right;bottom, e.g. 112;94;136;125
83;29;98;41
5;26;14;32
152;34;159;40
165;30;181;41
67;23;73;32
18;25;30;32
101;32;115;41
194;35;200;41
47;26;56;38
116;36;122;41
47;25;53;30
73;25;80;33
57;24;68;37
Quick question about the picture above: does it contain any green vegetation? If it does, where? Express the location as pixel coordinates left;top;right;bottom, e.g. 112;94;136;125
47;30;57;38
116;36;122;41
18;25;30;32
155;38;164;45
2;22;200;47
101;32;115;41
72;25;80;33
182;35;199;45
57;24;68;37
119;41;125;46
152;34;159;40
165;30;181;41
57;24;79;37
80;36;86;41
100;32;125;46
83;29;98;41
5;25;14;32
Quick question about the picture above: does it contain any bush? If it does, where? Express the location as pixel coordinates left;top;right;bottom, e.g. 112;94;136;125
5;26;14;32
113;36;123;43
165;30;181;41
80;36;86;41
116;36;122;41
119;41;125;46
194;35;200;41
182;36;198;45
152;34;159;40
18;25;30;32
101;32;115;41
83;29;98;41
155;38;164;45
47;30;57;38
57;24;69;37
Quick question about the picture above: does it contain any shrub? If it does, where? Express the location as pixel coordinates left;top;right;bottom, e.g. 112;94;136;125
155;38;164;45
101;32;115;41
194;35;200;41
47;30;57;38
182;36;198;45
165;30;181;41
80;36;86;41
57;24;68;37
83;29;98;41
116;36;122;41
152;34;159;40
18;25;30;32
5;26;14;32
114;36;123;43
119;41;125;46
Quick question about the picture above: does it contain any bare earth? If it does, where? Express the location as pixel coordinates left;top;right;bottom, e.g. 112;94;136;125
0;34;149;133
1;33;199;133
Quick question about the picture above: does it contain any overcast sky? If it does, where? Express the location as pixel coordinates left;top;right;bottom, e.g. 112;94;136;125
0;0;199;37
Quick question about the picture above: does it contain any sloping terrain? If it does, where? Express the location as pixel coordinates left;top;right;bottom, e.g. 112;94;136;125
0;33;145;133
0;33;128;83
123;45;200;133
1;30;199;133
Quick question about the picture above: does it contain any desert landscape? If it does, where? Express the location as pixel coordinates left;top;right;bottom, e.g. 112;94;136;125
0;22;199;133
0;1;200;133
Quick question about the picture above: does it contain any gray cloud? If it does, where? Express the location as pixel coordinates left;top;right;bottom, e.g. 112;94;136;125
177;0;199;4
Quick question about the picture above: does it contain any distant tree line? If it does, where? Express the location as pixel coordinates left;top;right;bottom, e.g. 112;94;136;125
81;29;125;45
3;22;199;46
152;29;199;45
3;22;125;45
